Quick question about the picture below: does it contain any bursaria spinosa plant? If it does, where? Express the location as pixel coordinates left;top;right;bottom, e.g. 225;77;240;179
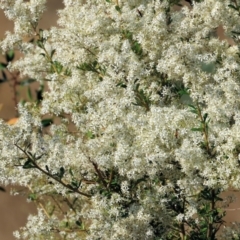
2;0;240;239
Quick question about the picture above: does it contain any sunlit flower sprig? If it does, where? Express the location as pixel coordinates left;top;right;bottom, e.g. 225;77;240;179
1;0;240;239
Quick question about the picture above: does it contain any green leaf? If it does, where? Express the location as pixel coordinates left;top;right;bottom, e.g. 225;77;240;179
36;85;44;102
122;30;133;40
28;193;37;201
52;61;63;74
132;41;143;56
41;118;53;127
188;104;198;114
116;82;127;88
76;220;82;226
178;88;189;96
27;151;33;157
71;180;79;188
45;165;50;172
228;4;238;10
23;159;35;169
27;86;33;100
64;67;72;76
50;49;56;58
59;167;65;179
203;113;208;122
86;130;95;139
69;168;74;176
231;30;240;35
35;154;44;160
0;62;7;70
5;50;14;62
191;127;203;132
20;78;36;86
39;29;44;39
188;104;196;109
77;61;99;73
37;40;44;49
115;5;121;12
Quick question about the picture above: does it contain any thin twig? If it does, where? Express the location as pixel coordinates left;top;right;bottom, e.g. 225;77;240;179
14;143;91;198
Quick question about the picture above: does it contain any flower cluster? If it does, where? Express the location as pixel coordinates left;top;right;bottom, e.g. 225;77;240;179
1;0;240;239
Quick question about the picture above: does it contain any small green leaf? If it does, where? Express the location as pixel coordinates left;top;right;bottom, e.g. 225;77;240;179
116;82;127;88
39;29;44;39
78;180;82;188
45;165;50;172
36;85;44;102
64;68;72;76
52;61;63;74
49;205;55;216
5;50;14;62
41;118;53;127
191;127;203;132
77;61;99;73
231;30;240;35
59;167;65;179
20;78;36;86
132;41;142;56
76;220;82;226
27;151;33;157
71;180;79;188
0;62;7;70
69;168;74;176
228;4;238;10
188;104;198;114
178;89;189;96
23;159;35;169
203;113;208;122
27;86;33;100
28;193;37;201
37;40;44;49
115;5;121;12
86;130;95;139
50;49;56;58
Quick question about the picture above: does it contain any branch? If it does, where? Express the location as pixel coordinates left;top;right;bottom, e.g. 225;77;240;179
14;143;91;198
89;158;108;188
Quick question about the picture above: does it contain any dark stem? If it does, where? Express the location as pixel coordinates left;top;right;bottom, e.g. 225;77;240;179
89;159;108;188
14;143;91;198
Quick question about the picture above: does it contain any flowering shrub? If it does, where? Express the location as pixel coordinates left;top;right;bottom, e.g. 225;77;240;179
1;0;240;239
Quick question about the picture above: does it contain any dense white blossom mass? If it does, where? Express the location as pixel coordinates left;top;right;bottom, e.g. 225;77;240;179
0;0;240;239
